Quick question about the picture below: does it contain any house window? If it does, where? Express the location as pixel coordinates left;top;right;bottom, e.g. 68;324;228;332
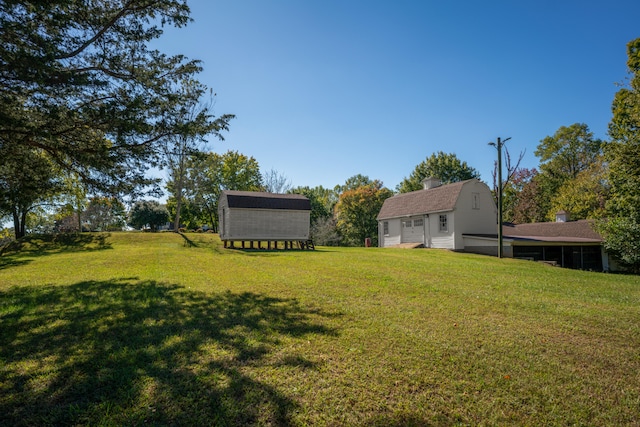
403;220;412;228
383;221;389;235
472;192;480;209
439;214;448;232
414;219;423;227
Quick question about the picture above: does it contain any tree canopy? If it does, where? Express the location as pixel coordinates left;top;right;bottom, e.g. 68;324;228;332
534;123;603;186
335;178;393;246
599;38;640;272
397;152;480;193
167;150;263;231
128;200;169;232
0;0;228;197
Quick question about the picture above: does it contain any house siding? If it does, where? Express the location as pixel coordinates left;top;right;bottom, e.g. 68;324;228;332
380;219;402;247
431;212;455;249
452;180;498;249
377;179;496;250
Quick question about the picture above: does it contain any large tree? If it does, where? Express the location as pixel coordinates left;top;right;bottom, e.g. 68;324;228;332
547;158;608;221
397;152;480;193
175;150;263;231
83;196;127;232
162;96;233;232
534;123;603;190
288;186;335;226
0;145;65;238
0;0;221;197
599;38;640;272
128;200;169;232
334;178;393;247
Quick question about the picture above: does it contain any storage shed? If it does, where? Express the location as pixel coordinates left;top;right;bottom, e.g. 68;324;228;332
218;190;312;249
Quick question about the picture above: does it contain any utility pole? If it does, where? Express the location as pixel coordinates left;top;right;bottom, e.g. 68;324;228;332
489;137;511;258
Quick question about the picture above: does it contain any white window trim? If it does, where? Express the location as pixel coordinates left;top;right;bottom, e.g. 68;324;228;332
439;214;448;232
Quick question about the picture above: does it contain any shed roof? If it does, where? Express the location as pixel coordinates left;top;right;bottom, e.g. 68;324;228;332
465;220;603;243
377;179;472;220
221;190;311;211
503;220;602;243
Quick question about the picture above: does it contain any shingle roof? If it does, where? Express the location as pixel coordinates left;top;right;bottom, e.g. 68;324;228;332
376;180;471;220
222;191;311;211
503;220;602;243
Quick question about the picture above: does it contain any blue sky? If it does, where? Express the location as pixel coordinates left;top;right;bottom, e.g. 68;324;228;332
156;0;640;191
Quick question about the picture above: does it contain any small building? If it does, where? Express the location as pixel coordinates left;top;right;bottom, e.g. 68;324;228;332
377;178;497;249
464;216;610;271
218;190;312;248
377;178;612;271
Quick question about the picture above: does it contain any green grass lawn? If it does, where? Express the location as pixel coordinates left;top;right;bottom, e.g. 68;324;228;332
1;232;639;426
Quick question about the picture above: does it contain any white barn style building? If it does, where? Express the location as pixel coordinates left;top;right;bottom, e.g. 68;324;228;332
377;178;497;249
218;190;312;249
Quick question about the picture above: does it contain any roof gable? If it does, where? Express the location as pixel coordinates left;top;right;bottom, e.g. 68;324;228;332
222;191;311;211
377;179;472;220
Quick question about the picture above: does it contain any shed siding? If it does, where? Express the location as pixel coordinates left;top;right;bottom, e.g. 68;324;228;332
226;208;310;240
218;196;230;240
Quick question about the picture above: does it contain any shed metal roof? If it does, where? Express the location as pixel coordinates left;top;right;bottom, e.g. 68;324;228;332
221;190;311;211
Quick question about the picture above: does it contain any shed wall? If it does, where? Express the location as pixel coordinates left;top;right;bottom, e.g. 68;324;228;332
225;208;310;240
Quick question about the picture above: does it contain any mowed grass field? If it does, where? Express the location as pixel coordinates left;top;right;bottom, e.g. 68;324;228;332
1;232;639;426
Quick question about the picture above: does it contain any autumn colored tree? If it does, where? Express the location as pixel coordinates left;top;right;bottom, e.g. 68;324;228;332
502;168;538;223
334;179;393;246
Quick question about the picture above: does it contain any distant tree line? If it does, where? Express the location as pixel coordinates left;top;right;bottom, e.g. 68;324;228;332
0;0;638;272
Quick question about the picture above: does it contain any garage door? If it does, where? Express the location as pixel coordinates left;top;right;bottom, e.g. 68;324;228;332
401;217;424;243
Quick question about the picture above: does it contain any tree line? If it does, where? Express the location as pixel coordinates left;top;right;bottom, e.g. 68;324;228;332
0;2;639;270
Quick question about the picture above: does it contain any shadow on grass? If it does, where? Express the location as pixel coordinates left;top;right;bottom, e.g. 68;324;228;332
0;233;112;261
0;279;338;426
177;231;199;248
234;248;329;257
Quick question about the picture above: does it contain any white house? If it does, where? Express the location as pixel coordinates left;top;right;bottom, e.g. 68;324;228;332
218;190;312;248
377;178;497;249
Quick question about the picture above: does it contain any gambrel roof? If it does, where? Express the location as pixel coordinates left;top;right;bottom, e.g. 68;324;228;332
221;190;311;211
376;179;472;220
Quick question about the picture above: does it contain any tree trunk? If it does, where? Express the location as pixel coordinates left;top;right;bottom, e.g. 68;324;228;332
12;208;26;239
77;201;82;232
174;181;183;232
